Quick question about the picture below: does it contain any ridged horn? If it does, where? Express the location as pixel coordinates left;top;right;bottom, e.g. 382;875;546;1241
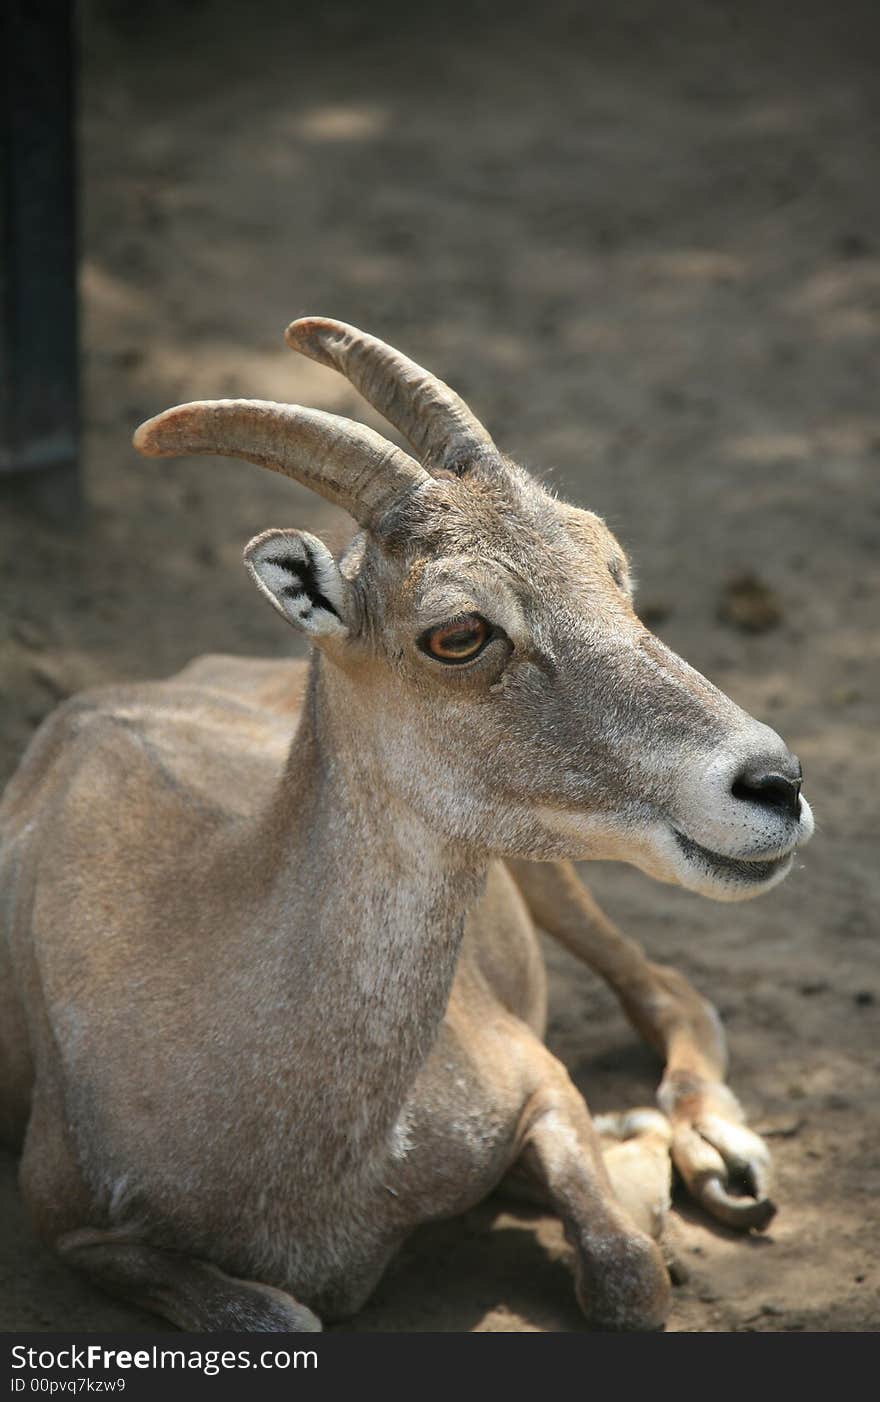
285;317;496;474
133;399;429;529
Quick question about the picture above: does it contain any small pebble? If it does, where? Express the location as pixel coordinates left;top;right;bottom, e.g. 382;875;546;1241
113;346;145;369
718;573;782;634
30;661;71;700
762;1118;805;1140
835;231;871;258
831;687;862;706
11;619;46;649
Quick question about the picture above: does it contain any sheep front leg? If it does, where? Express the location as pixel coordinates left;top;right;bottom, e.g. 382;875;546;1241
509;859;775;1231
515;1064;671;1331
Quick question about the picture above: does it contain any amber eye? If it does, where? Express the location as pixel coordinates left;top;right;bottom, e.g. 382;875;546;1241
421;614;491;663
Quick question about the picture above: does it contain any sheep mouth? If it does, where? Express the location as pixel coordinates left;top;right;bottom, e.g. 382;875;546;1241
672;829;794;884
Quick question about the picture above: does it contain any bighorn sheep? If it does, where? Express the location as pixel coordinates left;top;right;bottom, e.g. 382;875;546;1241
0;319;813;1332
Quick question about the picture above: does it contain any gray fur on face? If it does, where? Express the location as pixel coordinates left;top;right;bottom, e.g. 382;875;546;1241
328;456;811;891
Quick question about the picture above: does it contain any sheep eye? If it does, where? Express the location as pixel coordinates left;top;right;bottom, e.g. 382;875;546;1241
421;614;491;664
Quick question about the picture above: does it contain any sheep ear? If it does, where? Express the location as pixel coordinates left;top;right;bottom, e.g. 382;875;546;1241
243;529;352;641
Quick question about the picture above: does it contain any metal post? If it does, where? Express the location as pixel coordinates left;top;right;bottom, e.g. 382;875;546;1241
1;0;79;515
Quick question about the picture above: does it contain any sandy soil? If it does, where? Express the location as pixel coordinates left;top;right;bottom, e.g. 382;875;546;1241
1;0;878;1333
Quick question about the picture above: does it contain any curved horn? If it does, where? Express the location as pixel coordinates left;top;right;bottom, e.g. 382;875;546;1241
285;317;496;474
133;399;429;529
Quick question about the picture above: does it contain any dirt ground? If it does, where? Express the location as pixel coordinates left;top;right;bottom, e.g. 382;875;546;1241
1;0;878;1333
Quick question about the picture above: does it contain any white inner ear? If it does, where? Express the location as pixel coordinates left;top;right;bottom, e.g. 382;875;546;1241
245;530;349;638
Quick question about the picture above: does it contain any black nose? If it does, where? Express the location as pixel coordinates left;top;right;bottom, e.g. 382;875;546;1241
732;757;802;819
